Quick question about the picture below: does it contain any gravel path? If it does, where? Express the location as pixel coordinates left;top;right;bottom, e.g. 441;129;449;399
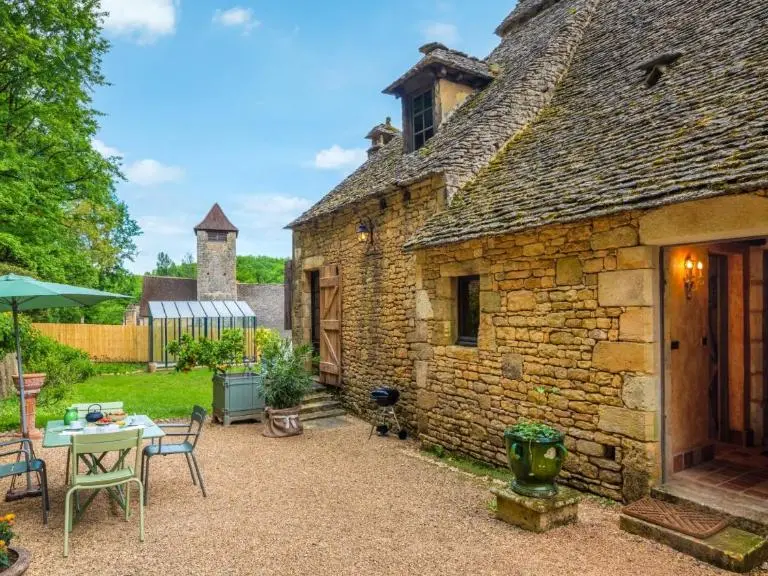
2;417;763;575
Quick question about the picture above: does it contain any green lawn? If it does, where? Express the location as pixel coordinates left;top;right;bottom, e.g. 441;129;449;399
0;369;215;432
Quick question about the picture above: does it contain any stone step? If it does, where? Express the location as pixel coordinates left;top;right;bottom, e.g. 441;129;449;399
652;483;768;537
303;391;337;404
620;513;768;573
300;399;343;415
300;407;346;422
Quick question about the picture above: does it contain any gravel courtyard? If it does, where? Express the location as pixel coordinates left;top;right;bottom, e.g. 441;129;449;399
3;417;762;576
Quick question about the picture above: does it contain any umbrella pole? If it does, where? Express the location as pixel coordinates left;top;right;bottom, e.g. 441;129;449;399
13;304;28;440
10;303;35;497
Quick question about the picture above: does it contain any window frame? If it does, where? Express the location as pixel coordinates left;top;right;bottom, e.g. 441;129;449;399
208;231;228;242
411;88;435;151
456;275;480;347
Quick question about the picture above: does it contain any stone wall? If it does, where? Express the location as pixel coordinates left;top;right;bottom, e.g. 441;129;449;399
292;178;442;424
292;191;768;502
415;213;660;501
238;283;289;336
197;230;237;300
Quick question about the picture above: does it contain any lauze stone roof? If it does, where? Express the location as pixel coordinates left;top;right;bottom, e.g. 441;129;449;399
291;0;768;249
195;203;239;234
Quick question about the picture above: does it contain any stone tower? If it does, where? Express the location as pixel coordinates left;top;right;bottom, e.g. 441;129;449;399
194;203;238;301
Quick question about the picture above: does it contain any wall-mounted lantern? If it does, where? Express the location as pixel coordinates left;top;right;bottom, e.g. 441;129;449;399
356;220;373;245
683;254;704;300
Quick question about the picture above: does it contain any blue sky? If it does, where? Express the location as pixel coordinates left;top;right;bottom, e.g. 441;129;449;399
93;0;516;273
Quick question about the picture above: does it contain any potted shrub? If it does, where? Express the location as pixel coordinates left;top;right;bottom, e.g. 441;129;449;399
0;513;30;575
259;338;314;438
167;330;266;425
504;420;567;498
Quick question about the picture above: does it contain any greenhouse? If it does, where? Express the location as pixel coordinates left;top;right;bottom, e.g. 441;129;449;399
147;300;258;367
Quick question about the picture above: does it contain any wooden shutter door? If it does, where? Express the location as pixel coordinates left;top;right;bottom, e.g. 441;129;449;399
319;264;342;386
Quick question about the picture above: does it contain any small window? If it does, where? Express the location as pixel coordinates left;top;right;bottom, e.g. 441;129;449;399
412;89;434;151
208;231;228;242
457;275;480;346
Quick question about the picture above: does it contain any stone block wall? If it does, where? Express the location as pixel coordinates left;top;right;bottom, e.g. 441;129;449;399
238;283;289;336
291;178;442;425
415;213;661;501
197;230;237;300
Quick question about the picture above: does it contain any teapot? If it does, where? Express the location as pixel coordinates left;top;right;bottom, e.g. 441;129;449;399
63;407;79;426
85;404;104;423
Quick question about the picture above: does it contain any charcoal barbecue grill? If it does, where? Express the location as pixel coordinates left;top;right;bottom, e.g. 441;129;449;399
368;387;405;440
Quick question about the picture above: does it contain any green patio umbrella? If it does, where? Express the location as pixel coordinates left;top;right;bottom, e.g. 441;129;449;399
0;274;128;438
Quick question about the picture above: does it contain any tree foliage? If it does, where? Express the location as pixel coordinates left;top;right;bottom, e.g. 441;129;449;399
149;253;285;284
236;255;285;284
0;0;139;288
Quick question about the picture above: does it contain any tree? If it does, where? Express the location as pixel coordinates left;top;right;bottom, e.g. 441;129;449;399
236;256;285;284
150;252;195;278
0;0;139;288
155;252;174;276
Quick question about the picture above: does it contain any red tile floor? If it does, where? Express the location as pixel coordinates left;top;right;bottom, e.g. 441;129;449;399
673;446;768;501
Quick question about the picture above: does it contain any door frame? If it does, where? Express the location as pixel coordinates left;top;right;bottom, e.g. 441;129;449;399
661;240;756;481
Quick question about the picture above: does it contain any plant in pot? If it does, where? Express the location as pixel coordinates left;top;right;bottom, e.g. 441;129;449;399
167;330;268;426
0;513;30;575
259;338;314;438
504;420;567;498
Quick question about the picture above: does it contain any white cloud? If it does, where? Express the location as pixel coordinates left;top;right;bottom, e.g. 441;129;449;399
237;194;311;228
313;145;367;171
421;22;459;44
124;159;185;187
100;0;178;44
213;7;260;33
91;138;123;158
137;215;191;237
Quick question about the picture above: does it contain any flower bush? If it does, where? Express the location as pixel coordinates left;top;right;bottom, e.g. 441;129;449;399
166;329;245;375
0;513;16;568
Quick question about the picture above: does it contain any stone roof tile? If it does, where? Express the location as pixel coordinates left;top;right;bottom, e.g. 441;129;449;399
406;0;768;248
289;0;594;227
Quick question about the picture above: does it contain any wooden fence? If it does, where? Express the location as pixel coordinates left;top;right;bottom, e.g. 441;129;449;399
32;324;149;362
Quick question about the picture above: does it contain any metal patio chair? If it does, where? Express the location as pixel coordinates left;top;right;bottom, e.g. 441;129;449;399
0;439;49;524
64;428;145;557
142;405;207;505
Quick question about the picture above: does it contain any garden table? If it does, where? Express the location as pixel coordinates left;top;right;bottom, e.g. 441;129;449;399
43;416;164;521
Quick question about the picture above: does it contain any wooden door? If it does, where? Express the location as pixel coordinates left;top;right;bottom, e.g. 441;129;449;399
319;264;342;386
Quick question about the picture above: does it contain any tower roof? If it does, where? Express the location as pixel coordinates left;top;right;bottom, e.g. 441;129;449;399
194;203;239;236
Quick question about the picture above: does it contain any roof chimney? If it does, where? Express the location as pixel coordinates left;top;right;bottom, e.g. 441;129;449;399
365;117;400;158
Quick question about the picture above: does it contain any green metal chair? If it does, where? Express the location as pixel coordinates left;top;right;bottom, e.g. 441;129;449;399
64;429;145;557
65;401;124;484
0;439;49;524
142;405;207;505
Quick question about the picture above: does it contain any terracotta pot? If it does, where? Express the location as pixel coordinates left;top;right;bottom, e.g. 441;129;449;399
12;374;45;394
263;407;303;438
2;547;31;575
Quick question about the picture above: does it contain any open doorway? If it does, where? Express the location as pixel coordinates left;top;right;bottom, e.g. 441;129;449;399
309;270;321;371
663;239;768;504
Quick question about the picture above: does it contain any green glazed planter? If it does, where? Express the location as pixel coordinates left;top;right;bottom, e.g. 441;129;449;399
504;428;566;498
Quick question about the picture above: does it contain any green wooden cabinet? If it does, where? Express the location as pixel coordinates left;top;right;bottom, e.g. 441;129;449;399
212;373;265;426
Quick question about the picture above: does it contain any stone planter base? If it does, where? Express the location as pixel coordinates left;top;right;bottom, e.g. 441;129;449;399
2;547;31;575
263;407;302;438
492;486;580;533
13;374;45;440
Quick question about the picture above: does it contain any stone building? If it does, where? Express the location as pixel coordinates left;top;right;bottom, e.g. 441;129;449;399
288;0;768;506
139;204;288;335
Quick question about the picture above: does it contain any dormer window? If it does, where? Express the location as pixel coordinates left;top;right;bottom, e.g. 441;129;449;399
382;43;493;155
412;89;435;150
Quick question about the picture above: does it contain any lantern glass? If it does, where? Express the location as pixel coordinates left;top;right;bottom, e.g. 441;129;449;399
356;223;370;243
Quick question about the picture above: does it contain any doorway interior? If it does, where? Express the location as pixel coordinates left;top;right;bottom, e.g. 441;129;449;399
663;239;768;504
